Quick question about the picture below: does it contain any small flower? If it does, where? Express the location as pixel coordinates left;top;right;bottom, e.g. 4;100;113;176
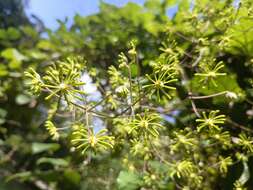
237;133;253;153
129;111;162;137
143;72;177;101
108;65;126;88
171;160;196;178
171;131;196;151
195;61;226;86
115;84;129;96
130;139;150;159
219;156;233;174
71;126;114;154
128;41;137;57
42;58;85;102
196;110;226;132
24;68;44;95
25;57;86;103
45;120;60;140
159;40;178;56
213;131;231;148
234;180;247;190
118;52;128;68
152;55;178;76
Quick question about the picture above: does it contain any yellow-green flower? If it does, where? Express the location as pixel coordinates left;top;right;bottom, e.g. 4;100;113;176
143;73;177;101
45;120;60;140
71;126;114;154
129;111;162;137
196;110;226;132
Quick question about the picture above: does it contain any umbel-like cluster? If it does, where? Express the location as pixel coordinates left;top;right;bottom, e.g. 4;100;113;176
25;1;253;189
25;44;252;189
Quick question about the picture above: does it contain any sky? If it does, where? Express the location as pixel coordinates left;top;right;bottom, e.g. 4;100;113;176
25;0;146;30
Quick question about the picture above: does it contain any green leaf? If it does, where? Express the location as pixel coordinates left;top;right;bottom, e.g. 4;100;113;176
5;171;32;182
37;40;54;50
21;26;38;39
9;60;22;69
165;0;178;6
6;27;21;40
15;94;32;105
117;171;142;190
0;108;7;118
0;119;5;125
31;142;60;154
1;48;26;62
0;64;8;76
191;74;244;103
36;157;69;167
63;169;81;185
28;50;47;60
0;29;6;39
0;108;7;125
226;18;253;56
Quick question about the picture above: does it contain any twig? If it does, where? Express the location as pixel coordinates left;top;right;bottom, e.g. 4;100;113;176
192;48;204;67
127;64;135;117
190;99;201;118
188;91;227;100
227;118;253;134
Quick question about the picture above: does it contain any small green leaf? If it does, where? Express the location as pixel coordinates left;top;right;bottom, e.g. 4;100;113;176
0;29;6;39
63;169;81;185
37;40;54;50
0;64;8;76
31;142;60;154
15;94;31;105
6;27;21;40
0;108;7;125
5;171;32;182
0;119;5;125
1;48;26;62
117;171;142;190
28;51;47;60
36;157;69;167
9;60;22;69
0;108;7;118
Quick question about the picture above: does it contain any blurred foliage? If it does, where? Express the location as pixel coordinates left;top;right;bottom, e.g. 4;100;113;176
0;0;30;28
1;0;253;190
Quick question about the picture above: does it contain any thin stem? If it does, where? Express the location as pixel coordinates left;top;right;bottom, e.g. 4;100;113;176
149;141;174;167
226;118;253;134
86;108;91;134
189;91;227;100
57;126;71;131
87;93;111;112
179;66;200;118
135;52;142;110
190;99;201;118
127;65;135;117
115;89;151;117
192;48;204;67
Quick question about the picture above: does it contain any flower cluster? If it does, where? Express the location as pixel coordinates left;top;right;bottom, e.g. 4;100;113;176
129;111;162;138
25;57;85;103
196;110;226;132
71;125;114;154
195;60;227;86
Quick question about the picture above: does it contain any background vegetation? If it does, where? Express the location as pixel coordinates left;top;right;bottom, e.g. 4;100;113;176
0;0;253;189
